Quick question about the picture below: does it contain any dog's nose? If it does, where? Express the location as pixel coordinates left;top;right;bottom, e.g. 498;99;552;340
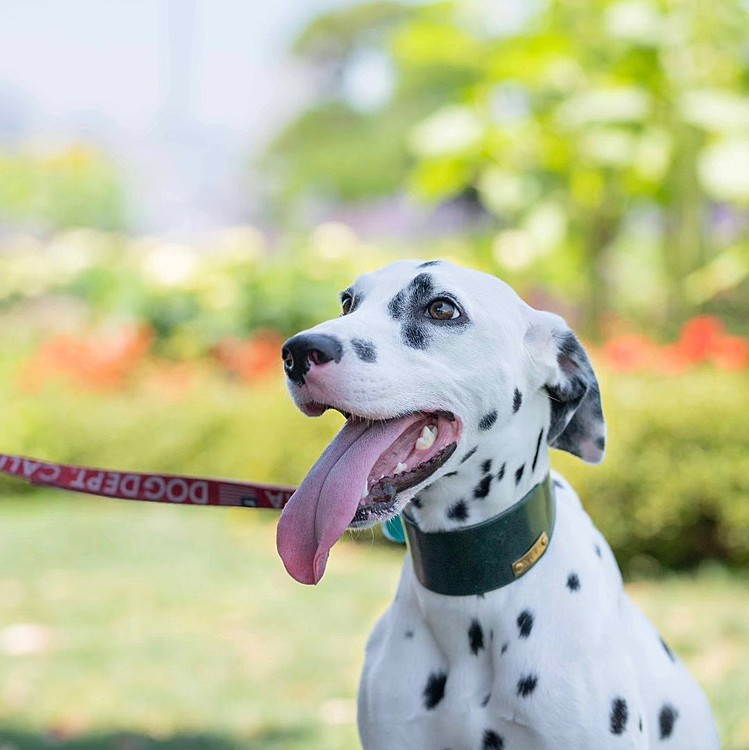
281;333;343;386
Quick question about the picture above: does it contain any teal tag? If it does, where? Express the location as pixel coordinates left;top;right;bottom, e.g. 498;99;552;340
382;515;406;544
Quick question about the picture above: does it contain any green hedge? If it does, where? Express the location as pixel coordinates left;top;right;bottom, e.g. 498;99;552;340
554;369;749;571
1;363;746;572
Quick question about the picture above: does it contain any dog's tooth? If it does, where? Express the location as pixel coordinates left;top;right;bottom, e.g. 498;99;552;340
361;481;369;499
415;425;436;451
395;462;407;475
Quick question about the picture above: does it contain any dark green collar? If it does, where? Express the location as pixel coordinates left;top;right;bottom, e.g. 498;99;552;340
402;475;556;596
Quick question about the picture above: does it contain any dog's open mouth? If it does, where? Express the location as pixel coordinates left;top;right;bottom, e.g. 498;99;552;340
352;412;458;526
276;409;462;585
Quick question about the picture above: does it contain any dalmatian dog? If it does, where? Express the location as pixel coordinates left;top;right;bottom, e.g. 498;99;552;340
277;260;719;750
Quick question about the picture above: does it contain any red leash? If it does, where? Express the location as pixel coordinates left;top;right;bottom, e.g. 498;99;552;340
0;452;295;510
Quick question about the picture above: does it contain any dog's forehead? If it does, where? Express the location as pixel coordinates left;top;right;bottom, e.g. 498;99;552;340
351;260;519;308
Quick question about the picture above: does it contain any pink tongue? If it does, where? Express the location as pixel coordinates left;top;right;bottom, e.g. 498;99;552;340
276;415;419;585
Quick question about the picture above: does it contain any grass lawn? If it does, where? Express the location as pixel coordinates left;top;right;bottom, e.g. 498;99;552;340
0;493;747;749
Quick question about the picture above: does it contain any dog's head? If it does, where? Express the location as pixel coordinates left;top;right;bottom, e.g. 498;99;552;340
277;260;605;584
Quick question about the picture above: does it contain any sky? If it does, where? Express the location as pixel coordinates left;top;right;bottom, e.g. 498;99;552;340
0;0;358;230
0;0;351;144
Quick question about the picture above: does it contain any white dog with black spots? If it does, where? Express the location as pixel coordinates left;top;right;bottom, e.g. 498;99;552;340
276;260;719;750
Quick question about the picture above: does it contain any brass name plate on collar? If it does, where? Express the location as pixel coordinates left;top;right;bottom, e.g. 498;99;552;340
512;531;549;578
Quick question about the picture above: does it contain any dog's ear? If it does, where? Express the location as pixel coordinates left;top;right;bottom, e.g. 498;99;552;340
524;310;606;464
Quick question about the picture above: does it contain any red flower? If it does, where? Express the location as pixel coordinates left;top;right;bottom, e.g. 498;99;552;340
214;331;284;382
599;334;658;373
20;325;153;391
709;335;749;371
676;316;725;363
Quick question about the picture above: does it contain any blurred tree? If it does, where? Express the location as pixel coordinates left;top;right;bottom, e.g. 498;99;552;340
265;0;749;335
262;1;475;210
399;0;749;331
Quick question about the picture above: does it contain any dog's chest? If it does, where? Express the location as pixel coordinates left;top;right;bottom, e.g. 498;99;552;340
360;489;629;747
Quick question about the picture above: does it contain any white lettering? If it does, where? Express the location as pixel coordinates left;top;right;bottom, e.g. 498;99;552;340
22;460;41;478
189;481;208;504
37;464;61;482
120;475;141;498
86;472;105;492
166;478;188;503
143;476;166;500
103;473;119;495
266;490;286;509
70;469;87;490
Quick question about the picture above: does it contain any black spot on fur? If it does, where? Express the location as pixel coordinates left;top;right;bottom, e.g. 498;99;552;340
468;620;484;655
423;671;447;709
497;463;506;482
447;500;469;522
411;495;422;509
444;471;458;478
610;697;629;735
388;271;463;350
418;260;440;268
460;446;478;464
405;630;414;639
567;573;580;591
480;693;491;708
517;674;537;697
553;478;564;489
595;435;606;451
481;459;492;474
350;338;377;363
403;321;428;349
513;388;523;413
639;716;643;732
477;593;485;600
409;272;434;298
517;610;534;638
659;635;676;663
659;704;679;739
532;429;544;471
482;730;504;749
387;289;406;319
595;544;602;558
474;475;492;499
501;642;508;655
515;464;525;484
479;410;498;430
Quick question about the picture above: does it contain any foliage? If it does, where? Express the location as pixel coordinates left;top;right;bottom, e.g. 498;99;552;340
0;494;747;748
554;369;749;570
398;0;749;330
0;227;403;357
0;145;127;231
262;2;474;208
265;0;749;335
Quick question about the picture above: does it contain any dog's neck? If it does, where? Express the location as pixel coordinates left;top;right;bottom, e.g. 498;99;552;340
408;399;551;533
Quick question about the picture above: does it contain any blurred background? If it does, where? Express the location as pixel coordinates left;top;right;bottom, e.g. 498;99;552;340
0;0;747;748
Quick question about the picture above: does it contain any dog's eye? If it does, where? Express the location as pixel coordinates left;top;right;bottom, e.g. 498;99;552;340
341;295;353;316
427;298;460;320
